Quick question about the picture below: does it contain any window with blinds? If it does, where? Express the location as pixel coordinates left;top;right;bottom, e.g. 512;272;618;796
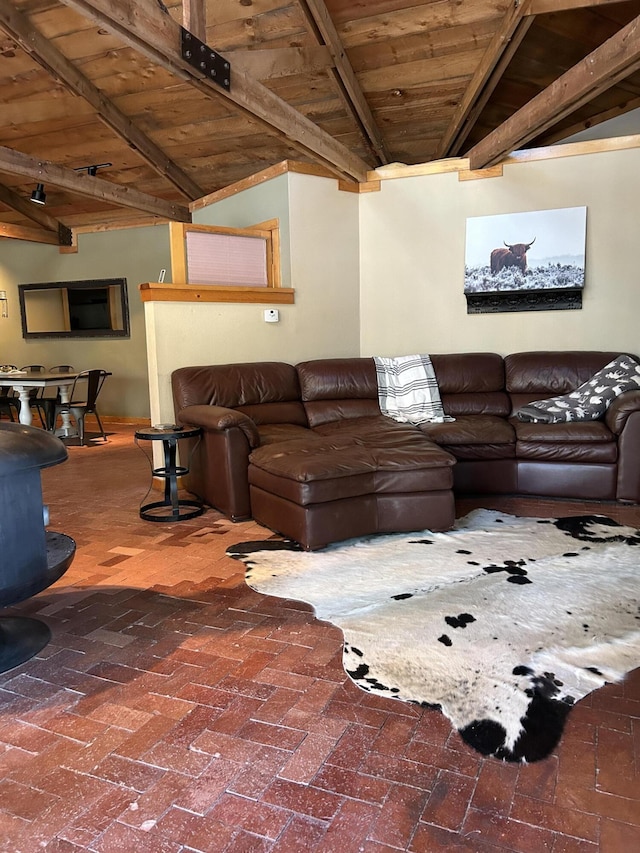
169;221;281;291
185;231;268;287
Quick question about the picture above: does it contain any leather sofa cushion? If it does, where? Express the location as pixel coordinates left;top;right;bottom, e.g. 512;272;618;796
258;424;312;445
313;415;428;446
298;358;378;402
441;392;511;417
505;352;622;396
512;418;616;462
237;401;308;427
512;419;614;443
419;415;515;445
249;435;454;505
172;362;307;425
427;353;511;427
431;353;505;393
428;413;516;460
249;465;453;506
250;434;454;482
304;399;381;427
515;442;617;463
297;358;380;428
510;393;556;415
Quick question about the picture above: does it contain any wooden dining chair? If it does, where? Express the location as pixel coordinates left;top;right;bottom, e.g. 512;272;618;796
51;369;109;445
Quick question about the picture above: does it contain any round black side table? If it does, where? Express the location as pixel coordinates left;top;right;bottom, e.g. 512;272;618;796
134;425;204;522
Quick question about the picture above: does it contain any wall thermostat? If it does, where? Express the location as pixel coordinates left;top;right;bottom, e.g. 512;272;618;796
264;309;279;323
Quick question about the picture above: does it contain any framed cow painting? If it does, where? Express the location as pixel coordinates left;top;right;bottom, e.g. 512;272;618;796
464;206;587;314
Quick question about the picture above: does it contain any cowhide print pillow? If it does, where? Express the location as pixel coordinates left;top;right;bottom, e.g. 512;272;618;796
516;354;640;424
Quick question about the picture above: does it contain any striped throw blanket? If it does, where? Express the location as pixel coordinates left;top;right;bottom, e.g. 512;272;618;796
374;354;454;424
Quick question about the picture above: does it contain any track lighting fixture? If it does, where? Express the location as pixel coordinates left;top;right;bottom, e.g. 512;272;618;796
30;183;46;205
74;162;112;176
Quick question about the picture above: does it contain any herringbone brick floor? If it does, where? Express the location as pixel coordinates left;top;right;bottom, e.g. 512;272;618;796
0;423;638;852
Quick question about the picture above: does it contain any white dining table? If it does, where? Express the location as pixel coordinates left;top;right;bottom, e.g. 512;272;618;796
0;371;79;435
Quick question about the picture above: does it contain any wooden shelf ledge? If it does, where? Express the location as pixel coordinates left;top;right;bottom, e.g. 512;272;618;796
139;282;295;304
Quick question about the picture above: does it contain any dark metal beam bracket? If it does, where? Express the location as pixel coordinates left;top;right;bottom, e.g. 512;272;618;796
181;28;230;91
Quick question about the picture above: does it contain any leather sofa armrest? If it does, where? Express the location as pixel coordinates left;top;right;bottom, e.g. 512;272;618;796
177;404;260;448
605;391;640;435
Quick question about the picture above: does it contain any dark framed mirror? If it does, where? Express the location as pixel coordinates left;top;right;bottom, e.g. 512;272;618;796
18;278;130;339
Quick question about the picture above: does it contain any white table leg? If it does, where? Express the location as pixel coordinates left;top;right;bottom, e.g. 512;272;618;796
13;385;33;426
55;384;77;437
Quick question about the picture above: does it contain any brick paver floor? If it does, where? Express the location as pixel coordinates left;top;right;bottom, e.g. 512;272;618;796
0;422;638;852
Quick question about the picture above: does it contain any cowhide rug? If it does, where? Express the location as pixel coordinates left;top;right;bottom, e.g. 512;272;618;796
227;510;640;763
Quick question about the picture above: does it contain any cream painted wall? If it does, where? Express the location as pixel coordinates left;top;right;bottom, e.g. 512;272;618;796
288;173;360;359
0;225;170;418
146;172;360;424
359;146;640;357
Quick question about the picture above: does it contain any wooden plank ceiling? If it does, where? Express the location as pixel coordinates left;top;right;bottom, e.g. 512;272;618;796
0;0;639;243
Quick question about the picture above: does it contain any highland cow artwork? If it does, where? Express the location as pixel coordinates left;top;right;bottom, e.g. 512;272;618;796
464;207;587;313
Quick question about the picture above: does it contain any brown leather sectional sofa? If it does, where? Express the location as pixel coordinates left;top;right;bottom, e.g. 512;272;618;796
172;351;640;549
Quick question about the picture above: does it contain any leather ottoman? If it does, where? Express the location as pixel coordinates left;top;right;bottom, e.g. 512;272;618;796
248;431;456;550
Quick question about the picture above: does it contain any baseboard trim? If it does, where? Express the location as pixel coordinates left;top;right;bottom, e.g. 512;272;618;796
102;416;151;425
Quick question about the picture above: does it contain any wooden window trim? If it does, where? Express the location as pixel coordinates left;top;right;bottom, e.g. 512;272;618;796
140;220;293;305
139;282;294;304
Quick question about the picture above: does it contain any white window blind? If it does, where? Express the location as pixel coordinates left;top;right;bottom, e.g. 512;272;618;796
186;231;268;287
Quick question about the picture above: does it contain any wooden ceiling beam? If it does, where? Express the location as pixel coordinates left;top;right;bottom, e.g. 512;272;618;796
536;94;640;145
467;13;640;170
222;46;332;81
0;145;191;221
437;0;535;159
0;222;61;244
296;0;390;165
183;0;206;42
59;0;371;182
446;16;535;158
0;0;204;201
528;0;628;13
